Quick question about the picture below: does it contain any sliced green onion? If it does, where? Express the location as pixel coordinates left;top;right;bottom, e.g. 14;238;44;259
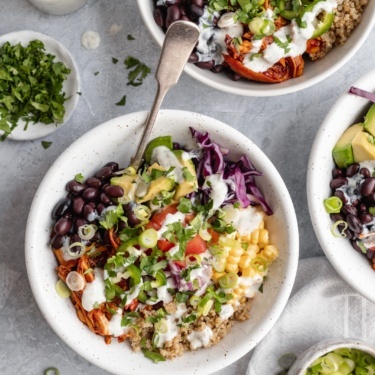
331;220;348;238
219;272;238;289
189;295;201;307
249;17;275;35
154;318;168;334
55;279;71;298
141;348;166;364
134;205;151;221
68;241;85;258
199;227;212;241
78;224;97;240
185;254;202;266
199;299;214;316
251;257;268;273
324;196;343;214
44;368;60;375
66;271;85;291
139;228;158;248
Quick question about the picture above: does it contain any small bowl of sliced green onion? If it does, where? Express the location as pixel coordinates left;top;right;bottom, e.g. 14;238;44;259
287;339;375;375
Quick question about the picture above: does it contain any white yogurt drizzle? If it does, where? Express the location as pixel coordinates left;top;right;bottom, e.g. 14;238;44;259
81;268;107;311
187;326;213;349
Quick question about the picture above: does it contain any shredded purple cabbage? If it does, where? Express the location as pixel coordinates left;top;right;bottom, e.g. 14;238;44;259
349;86;375;103
189;127;273;215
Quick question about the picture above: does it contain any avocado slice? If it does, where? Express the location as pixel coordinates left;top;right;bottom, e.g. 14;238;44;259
363;104;375;137
352;131;375;162
136;176;175;203
144;136;173;164
332;123;363;168
172;150;198;200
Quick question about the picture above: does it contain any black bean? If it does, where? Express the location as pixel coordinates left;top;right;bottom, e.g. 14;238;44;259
54;217;72;236
346;163;360;177
359;213;373;225
97;203;105;216
347;214;362;233
231;73;241;81
332;168;343;178
72;197;85;215
330;177;347;190
95;166;113;180
123;203;141;227
153;8;164;28
211;64;224;73
50;233;65;249
360;177;375;196
83;187;99;201
352;199;359;206
341;205;357;216
343;229;354;240
86;177;102;189
166;5;181;27
192;0;204;6
103;185;124;198
52;197;72;220
76;218;87;229
104;161;119;173
359;203;368;213
166;0;180;4
334;190;347;204
367;249;375;260
351;240;363;254
66;180;86;196
360;168;371;178
195;60;215;70
180;15;190;21
330;213;344;222
83;204;95;222
100;192;111;206
189;3;204;18
188;52;199;63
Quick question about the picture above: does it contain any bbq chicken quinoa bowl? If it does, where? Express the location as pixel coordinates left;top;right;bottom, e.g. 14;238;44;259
25;111;299;374
137;0;375;96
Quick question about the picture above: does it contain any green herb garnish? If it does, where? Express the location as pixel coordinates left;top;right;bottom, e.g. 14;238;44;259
115;95;126;106
112;57;119;64
41;141;52;149
124;56;151;87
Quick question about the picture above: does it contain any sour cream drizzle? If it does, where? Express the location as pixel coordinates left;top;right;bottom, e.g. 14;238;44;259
187;326;213;349
82;268;107;311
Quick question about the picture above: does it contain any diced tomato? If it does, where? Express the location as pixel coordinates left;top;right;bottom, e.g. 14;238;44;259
151;204;178;227
145;220;161;231
186;234;207;255
157;239;175;252
172;260;186;269
208;228;220;244
184;213;195;224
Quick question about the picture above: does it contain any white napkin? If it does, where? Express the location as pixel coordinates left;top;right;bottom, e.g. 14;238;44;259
247;257;375;375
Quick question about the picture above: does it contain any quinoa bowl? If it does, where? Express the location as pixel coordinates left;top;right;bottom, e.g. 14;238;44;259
307;68;375;304
137;0;375;97
25;110;299;374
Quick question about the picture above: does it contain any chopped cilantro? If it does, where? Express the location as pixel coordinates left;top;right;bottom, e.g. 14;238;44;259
94;71;99;76
124;56;151;87
112;57;119;64
75;173;85;183
115;95;127;106
0;39;71;141
41;141;52;149
127;34;135;41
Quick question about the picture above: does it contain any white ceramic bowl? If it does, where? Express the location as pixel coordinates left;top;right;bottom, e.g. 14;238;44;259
288;338;375;375
0;30;80;140
136;1;375;97
307;68;375;304
25;110;299;375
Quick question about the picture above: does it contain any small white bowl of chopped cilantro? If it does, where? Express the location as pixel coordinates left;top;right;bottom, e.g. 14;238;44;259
0;30;80;141
288;338;375;375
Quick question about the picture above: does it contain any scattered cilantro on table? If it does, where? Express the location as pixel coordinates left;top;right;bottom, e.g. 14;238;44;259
41;141;52;149
115;95;126;106
127;34;135;41
124;56;151;87
0;39;71;141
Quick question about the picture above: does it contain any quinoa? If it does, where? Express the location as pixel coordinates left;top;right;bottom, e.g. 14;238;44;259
309;0;369;61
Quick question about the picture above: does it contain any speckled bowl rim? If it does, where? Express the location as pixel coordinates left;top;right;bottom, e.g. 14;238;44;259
136;1;375;97
288;338;375;374
307;68;375;304
25;110;299;375
0;30;80;140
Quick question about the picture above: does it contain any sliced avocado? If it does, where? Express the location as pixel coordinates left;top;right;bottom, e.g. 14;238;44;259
111;174;137;200
352;131;375;162
136;176;175;203
332;123;363;168
363;104;375;137
144;136;173;164
173;150;198;200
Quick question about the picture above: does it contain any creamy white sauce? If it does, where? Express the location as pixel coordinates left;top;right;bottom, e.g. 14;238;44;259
219;304;234;320
108;309;131;337
82;268;107;311
203;174;228;211
151;146;186;183
238;274;264;298
81;30;101;50
188;326;213;349
121;283;143;307
156;303;187;348
157;211;186;239
222;204;264;236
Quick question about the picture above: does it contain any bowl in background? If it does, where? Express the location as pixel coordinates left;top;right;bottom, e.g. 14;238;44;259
136;1;375;97
288;338;375;375
307;68;375;304
25;110;299;375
